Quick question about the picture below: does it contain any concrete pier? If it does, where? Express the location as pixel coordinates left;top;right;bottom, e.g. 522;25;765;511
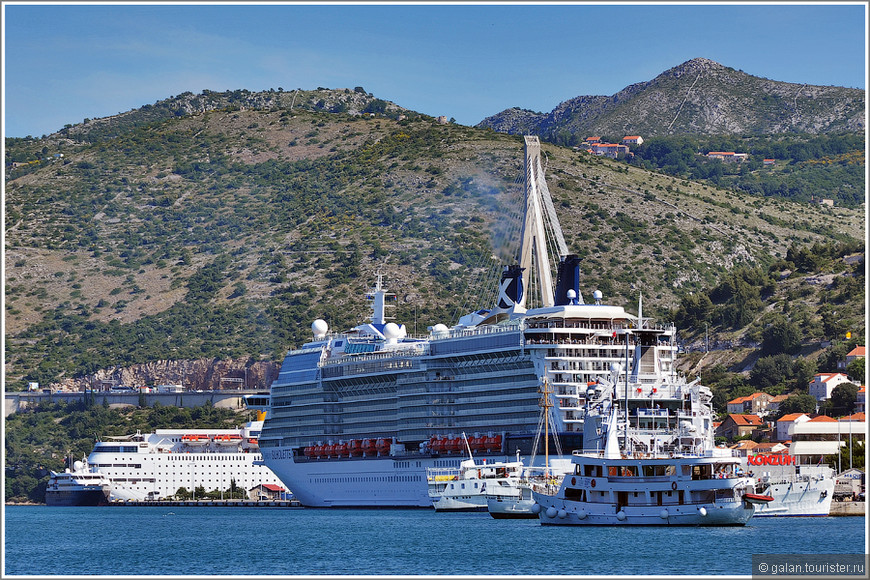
829;501;865;516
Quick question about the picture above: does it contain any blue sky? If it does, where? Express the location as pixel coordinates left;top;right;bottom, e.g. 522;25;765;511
2;2;867;138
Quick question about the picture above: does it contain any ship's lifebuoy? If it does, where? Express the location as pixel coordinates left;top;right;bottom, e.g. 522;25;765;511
671;482;678;491
590;479;596;488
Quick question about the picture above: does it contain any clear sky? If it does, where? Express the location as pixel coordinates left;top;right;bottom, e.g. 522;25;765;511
2;2;867;138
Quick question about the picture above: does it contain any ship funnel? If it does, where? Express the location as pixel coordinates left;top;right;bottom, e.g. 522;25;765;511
497;265;525;309
553;255;582;305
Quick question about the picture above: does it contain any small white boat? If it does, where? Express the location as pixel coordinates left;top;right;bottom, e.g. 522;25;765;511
427;436;526;512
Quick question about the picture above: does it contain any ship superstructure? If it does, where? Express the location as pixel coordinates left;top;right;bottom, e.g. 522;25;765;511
259;136;683;507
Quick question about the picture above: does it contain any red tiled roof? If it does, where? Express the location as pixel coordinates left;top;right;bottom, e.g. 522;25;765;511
809;415;838;422
261;484;284;492
840;412;865;421
846;346;865;357
778;413;807;422
729;414;764;426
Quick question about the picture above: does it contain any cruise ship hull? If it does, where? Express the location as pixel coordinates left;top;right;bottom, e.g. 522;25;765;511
265;449;572;508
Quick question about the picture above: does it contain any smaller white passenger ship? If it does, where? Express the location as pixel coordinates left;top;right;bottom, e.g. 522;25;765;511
427;439;527;512
88;398;284;501
531;364;768;526
45;457;112;506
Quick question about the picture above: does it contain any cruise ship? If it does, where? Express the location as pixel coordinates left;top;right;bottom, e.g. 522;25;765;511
87;398;284;501
259;136;684;507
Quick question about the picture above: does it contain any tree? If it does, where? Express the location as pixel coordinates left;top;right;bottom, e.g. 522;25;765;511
750;354;795;391
772;392;817;420
845;358;864;384
827;383;859;417
760;315;802;355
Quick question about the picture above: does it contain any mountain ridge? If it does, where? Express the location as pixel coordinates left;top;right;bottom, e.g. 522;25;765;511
477;58;865;139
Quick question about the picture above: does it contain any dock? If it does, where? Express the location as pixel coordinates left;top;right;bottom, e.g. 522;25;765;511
108;499;302;508
829;501;865;516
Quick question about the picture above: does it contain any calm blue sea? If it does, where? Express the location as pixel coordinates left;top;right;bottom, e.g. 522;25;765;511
3;506;865;577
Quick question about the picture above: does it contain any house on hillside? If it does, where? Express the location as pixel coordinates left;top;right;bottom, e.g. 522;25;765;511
726;392;773;416
621;135;643;146
706;151;748;162
839;346;866;371
767;394;790;414
856;386;865;413
715;414;766;440
591;143;630;158
775;413;810;442
809;372;852;402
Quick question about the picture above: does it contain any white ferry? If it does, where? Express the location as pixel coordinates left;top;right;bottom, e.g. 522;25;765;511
427;448;527;512
259;136;686;507
45;457;112;506
87;401;283;501
530;369;766;525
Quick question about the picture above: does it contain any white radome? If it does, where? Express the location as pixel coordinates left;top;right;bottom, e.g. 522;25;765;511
312;319;328;338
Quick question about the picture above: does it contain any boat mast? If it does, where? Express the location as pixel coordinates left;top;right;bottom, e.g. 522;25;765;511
539;376;552;475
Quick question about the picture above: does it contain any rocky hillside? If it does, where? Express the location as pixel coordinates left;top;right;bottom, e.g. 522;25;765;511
4;88;865;392
478;58;865;138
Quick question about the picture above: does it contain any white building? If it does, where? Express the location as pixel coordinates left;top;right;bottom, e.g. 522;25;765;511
789;415;866;464
808;372;852;402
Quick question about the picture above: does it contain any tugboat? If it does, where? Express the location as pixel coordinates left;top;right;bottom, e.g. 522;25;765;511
531;350;769;526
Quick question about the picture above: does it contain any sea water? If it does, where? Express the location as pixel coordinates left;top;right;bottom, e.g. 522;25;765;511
3;506;865;576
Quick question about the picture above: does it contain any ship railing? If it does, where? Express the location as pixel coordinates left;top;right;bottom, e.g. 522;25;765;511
320;346;428;367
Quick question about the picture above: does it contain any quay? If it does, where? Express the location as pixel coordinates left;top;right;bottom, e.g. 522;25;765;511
829;501;865;516
108;499;302;508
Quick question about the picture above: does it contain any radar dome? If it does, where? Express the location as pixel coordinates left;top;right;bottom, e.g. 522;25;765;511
432;324;449;333
73;460;83;472
383;322;401;339
566;289;576;299
312;319;328;338
593;290;603;301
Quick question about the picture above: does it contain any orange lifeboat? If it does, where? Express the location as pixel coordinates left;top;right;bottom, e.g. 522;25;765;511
214;434;242;446
349;440;363;457
182;434;210;446
336;442;349;458
447;437;462;453
375;438;391;455
325;443;337;458
247;438;259;447
469;436;486;451
303;446;315;457
484;435;502;452
313;444;324;458
362;439;377;455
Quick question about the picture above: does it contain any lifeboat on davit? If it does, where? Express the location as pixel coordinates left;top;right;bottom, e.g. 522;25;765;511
468;436;486;451
429;436;446;453
484;435;502;452
304;445;316;458
313;444;324;458
362;439;377;455
375;438;391;455
446;437;462;453
336;442;349;458
214;434;242;446
349;440;363;457
182;434;210;446
325;443;338;458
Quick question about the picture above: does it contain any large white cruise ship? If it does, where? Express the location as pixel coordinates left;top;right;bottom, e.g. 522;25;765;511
259;136;684;507
88;401;283;501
